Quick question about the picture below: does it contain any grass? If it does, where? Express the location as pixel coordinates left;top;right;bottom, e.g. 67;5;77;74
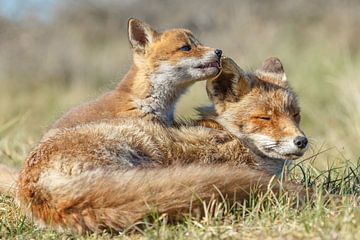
1;0;360;238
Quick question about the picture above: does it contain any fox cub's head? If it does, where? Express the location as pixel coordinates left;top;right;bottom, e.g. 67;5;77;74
128;18;222;86
207;57;308;160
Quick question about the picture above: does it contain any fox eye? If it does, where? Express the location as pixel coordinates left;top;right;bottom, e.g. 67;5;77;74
257;116;272;121
180;45;192;52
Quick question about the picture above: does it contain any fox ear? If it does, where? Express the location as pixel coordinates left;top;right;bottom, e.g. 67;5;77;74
206;57;250;113
256;57;287;86
128;18;158;53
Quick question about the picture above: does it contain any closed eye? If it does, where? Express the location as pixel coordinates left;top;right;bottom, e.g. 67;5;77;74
293;112;301;121
180;45;192;52
256;116;272;121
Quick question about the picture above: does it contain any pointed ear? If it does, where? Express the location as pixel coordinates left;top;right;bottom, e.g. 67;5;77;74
206;57;250;113
256;57;288;86
128;18;158;53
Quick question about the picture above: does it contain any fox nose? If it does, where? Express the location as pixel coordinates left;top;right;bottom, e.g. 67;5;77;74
293;136;308;149
215;49;222;59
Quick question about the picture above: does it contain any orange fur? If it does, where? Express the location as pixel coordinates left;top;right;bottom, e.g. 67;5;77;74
206;57;308;162
17;164;306;233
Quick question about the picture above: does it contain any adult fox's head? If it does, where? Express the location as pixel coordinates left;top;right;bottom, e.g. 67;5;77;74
206;57;308;161
128;18;222;87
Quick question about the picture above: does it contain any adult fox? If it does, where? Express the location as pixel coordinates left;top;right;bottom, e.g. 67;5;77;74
15;57;309;233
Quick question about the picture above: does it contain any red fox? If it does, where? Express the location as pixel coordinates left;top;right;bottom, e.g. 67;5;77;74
52;18;222;128
14;57;309;233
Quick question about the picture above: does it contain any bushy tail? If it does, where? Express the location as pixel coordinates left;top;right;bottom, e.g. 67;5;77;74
0;163;18;194
18;164;307;234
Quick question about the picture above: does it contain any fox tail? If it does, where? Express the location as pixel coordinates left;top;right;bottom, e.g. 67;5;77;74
17;164;307;234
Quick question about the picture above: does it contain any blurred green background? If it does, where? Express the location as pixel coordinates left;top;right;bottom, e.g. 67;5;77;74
1;0;359;169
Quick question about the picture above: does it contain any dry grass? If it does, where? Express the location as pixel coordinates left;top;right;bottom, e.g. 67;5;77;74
0;0;360;238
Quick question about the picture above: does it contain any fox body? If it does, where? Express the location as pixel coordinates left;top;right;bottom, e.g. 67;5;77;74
53;18;222;128
16;57;309;233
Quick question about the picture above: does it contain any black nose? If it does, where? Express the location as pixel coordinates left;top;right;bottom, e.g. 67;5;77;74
293;136;308;149
215;49;222;59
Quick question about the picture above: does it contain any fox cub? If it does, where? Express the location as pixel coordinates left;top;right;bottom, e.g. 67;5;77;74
53;18;222;128
16;56;308;233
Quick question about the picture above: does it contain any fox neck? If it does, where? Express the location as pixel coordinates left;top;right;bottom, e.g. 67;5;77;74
117;64;191;125
253;156;291;177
